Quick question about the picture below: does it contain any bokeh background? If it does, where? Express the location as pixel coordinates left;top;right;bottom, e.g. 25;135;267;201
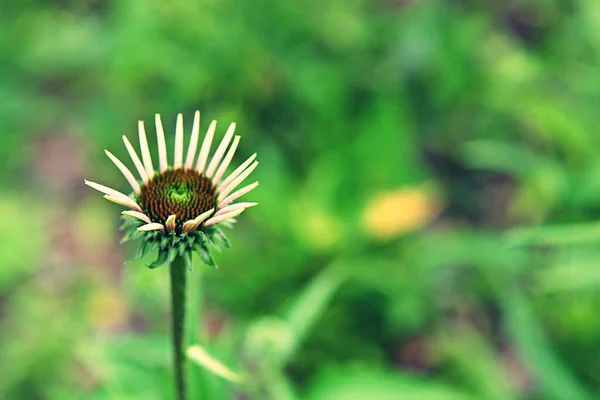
2;0;600;399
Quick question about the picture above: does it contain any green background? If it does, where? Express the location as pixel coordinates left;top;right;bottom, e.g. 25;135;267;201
2;0;600;399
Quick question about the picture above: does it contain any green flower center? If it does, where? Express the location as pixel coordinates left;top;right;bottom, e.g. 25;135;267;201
137;168;217;226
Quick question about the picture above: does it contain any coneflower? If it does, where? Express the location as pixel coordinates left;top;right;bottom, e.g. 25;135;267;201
85;111;259;400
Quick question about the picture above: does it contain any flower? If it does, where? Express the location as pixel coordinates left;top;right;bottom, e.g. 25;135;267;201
85;111;259;268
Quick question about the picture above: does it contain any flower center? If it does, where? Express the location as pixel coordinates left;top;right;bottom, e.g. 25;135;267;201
137;168;217;226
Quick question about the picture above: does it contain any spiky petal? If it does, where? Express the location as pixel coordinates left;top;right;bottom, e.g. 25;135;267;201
185;111;201;169
122;210;152;224
85;179;130;200
123;135;149;183
105;150;141;194
217;153;257;194
212;136;241;185
182;208;215;232
104;195;143;212
206;123;236;178
138;223;165;232
174;113;184;169
138;121;155;178
155;114;168;172
216;202;258;216
219;181;259;208
196;120;217;174
205;207;245;227
166;215;177;232
218;161;259;202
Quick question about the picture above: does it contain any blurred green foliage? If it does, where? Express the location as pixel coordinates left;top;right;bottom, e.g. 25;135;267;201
2;0;600;399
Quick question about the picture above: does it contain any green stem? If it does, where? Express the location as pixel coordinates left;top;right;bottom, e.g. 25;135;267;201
170;255;188;400
188;270;204;399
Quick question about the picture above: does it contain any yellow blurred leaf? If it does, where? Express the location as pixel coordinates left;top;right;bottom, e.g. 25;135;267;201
362;184;441;240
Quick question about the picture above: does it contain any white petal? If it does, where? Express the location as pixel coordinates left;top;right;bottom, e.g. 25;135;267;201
138;223;165;232
103;195;143;212
217;153;257;194
219;181;259;208
206;122;236;178
122;135;149;183
212;136;240;185
166;214;177;232
185;111;201;169
138;120;155;178
183;208;215;232
218;161;258;202
122;211;152;224
84;179;131;200
204;207;246;227
182;208;215;232
105;150;141;194
196;120;217;174
217;202;258;216
182;219;197;232
174;113;184;169
156;114;168;172
191;208;215;230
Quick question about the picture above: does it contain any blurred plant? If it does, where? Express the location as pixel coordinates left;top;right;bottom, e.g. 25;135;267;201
84;111;259;400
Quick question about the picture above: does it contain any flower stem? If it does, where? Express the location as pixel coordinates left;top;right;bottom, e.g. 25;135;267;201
170;255;188;400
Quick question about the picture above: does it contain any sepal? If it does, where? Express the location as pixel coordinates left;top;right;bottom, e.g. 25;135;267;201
121;214;235;269
148;250;168;269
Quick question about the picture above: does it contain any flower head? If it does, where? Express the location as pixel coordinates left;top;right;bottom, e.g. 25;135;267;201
85;111;259;268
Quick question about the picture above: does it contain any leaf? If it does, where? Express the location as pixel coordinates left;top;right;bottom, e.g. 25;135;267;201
282;264;346;361
500;287;594;400
187;345;244;383
506;222;600;247
306;367;476;400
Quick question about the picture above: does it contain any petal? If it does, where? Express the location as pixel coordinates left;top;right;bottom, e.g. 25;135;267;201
204;207;245;227
156;114;168;172
103;195;143;212
217;153;257;194
122;135;149;183
138;120;155;178
105;150;141;194
182;219;197;233
216;202;258;216
219;181;259;208
190;208;215;230
196;120;217;174
166;214;177;232
122;210;152;224
217;161;258;202
138;223;165;232
206;122;236;178
84;179;131;200
185;111;201;169
212;135;240;185
174;113;184;169
183;208;215;232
